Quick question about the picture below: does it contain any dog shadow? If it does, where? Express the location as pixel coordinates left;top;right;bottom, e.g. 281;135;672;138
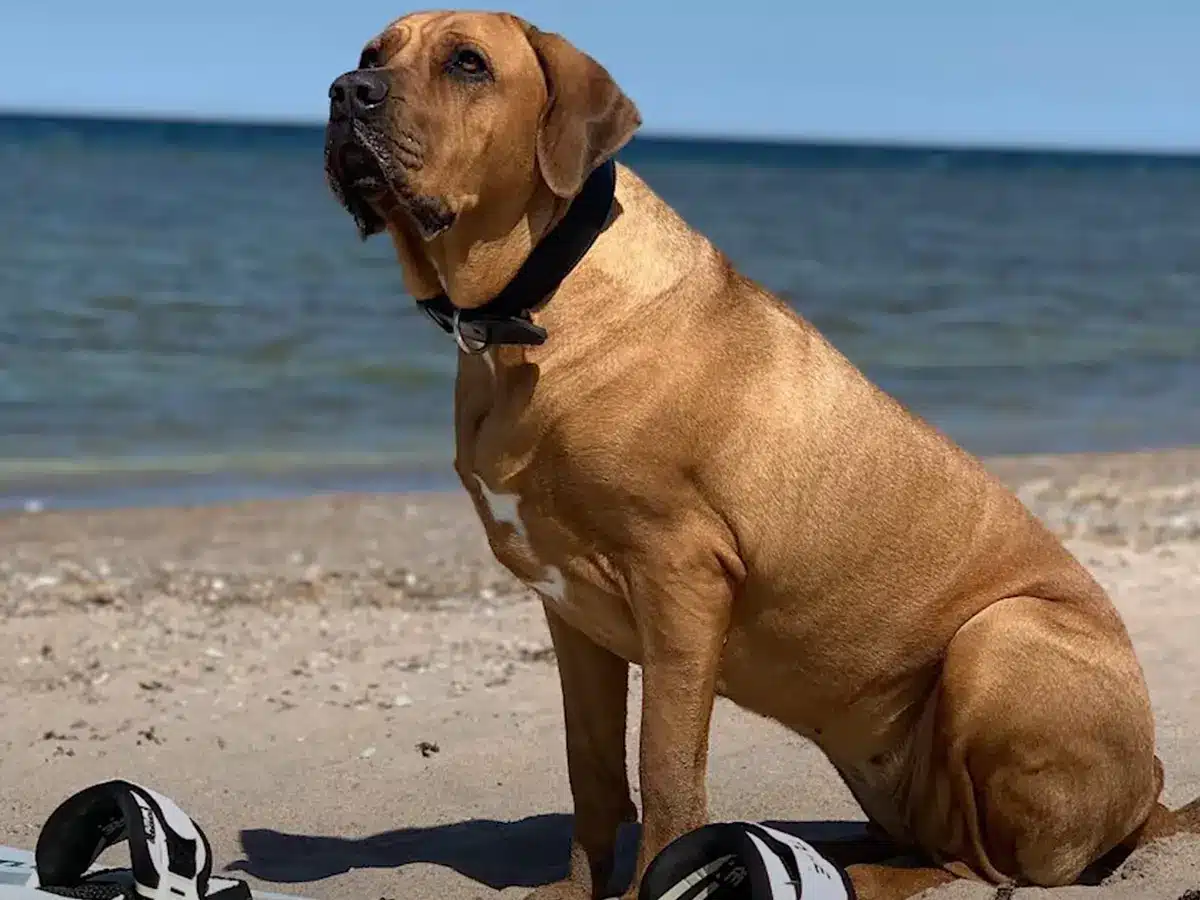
227;815;890;895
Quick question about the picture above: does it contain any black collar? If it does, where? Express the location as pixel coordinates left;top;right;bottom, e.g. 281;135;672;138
416;158;617;352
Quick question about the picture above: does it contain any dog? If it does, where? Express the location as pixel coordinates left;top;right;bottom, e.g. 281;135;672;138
323;11;1200;898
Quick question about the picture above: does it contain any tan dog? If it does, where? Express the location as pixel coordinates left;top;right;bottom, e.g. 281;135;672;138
323;11;1200;899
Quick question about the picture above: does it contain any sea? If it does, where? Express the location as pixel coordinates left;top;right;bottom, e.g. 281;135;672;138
1;113;1198;511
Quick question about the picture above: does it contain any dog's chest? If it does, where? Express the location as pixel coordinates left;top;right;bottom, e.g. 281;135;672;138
469;475;567;605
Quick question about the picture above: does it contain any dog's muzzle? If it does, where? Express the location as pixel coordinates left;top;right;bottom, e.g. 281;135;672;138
325;68;392;191
323;69;395;237
322;68;454;241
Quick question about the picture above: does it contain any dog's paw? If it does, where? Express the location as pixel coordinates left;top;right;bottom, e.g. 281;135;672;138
524;878;593;900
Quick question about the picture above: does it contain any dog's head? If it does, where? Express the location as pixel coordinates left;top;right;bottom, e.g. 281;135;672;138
324;10;641;303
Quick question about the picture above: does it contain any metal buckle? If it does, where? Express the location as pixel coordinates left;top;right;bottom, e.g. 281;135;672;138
451;308;490;355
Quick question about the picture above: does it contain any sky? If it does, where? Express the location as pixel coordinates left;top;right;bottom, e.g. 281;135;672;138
1;1;1198;151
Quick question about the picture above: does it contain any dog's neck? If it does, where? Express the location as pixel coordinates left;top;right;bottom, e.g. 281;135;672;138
386;180;558;309
489;164;722;372
391;162;713;367
425;186;562;307
396;161;618;353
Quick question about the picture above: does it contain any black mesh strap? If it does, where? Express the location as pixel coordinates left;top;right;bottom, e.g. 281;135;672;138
639;821;855;900
37;883;131;900
34;781;251;900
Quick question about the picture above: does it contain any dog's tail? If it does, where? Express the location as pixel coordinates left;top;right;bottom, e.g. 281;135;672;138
1120;757;1200;850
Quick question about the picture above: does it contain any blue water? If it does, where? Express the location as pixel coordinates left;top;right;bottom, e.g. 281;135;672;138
2;113;1198;510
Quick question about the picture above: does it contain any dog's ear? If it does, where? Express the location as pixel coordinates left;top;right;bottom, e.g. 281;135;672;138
524;26;642;198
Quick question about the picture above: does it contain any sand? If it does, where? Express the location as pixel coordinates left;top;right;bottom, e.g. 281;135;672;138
1;448;1199;900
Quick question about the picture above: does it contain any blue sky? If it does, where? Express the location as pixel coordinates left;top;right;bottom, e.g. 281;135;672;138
1;1;1197;150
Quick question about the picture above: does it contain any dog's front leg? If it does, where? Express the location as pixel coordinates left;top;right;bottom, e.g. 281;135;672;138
627;565;733;898
535;605;637;900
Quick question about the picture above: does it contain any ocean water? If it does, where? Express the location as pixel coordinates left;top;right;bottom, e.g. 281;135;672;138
1;114;1198;510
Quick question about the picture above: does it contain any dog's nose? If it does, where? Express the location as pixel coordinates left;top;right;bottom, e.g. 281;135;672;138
329;70;389;120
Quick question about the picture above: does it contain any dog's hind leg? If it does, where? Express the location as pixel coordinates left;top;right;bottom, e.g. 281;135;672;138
904;595;1161;888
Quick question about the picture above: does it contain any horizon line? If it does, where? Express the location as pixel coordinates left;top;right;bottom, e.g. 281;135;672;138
3;106;1200;160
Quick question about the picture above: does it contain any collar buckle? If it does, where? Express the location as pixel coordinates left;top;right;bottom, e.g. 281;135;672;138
451;308;490;355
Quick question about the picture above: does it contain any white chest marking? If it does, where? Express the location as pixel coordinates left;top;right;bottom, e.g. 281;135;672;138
474;475;567;604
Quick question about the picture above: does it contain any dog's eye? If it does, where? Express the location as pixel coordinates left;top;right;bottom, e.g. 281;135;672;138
447;47;490;79
358;46;381;69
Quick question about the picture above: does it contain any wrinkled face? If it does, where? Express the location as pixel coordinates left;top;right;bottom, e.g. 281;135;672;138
324;12;541;241
324;10;641;245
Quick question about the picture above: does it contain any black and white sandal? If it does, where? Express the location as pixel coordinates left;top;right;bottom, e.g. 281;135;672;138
31;780;251;900
640;822;856;900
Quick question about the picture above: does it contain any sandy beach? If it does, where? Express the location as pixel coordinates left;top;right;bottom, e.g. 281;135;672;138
2;448;1199;900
